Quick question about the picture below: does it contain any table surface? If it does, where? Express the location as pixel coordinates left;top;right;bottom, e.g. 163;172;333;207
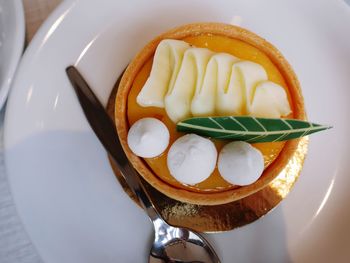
23;0;62;42
0;1;62;262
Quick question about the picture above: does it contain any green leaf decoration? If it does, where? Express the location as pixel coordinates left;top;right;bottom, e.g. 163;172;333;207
177;116;332;143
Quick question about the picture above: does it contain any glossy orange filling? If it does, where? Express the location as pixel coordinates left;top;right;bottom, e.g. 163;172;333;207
127;34;294;193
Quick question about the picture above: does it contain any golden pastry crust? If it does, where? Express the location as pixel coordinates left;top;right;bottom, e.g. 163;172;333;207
115;22;305;205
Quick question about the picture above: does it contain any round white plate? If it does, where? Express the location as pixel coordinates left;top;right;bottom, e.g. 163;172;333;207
4;0;350;262
0;0;25;109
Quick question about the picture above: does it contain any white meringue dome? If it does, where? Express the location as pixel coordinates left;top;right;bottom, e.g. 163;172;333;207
127;118;169;158
167;134;217;185
218;141;264;186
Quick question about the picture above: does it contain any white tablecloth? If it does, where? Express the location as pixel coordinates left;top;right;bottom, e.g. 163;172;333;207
0;108;41;262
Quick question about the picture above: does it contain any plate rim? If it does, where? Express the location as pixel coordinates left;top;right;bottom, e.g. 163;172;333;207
0;0;25;109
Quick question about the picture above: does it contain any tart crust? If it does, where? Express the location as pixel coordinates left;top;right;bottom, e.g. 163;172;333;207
115;22;305;205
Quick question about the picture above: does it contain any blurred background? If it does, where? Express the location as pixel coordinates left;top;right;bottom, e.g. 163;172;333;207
23;0;61;41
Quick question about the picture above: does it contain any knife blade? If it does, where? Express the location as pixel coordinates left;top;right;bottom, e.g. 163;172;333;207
65;66;158;218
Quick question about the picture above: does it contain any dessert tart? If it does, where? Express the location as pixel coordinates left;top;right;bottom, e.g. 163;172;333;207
115;22;307;205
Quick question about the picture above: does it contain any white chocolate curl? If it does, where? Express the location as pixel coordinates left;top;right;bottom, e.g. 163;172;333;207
136;39;291;122
137;40;190;108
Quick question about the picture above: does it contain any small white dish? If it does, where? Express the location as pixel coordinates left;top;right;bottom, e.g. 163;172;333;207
3;0;350;262
0;0;25;109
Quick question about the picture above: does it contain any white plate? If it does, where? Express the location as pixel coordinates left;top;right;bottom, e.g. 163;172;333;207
4;0;350;262
0;0;25;109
